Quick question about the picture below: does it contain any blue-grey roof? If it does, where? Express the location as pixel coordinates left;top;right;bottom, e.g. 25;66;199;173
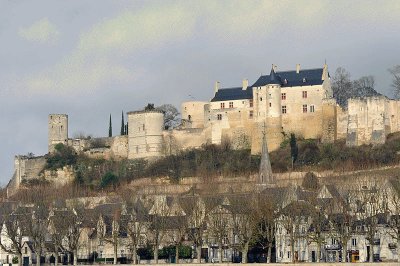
252;68;324;87
211;87;253;102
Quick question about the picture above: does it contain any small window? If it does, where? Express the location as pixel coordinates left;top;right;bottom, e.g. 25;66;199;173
303;77;306;83
229;102;233;108
352;238;357;246
217;114;222;120
25;247;28;254
302;91;307;98
249;111;253;119
288;251;290;259
269;102;272;107
303;104;308;113
282;106;287;114
143;124;145;130
284;79;288;84
220;102;225;109
281;93;286;100
249;99;253;107
188;115;191;121
260;97;263;101
310;105;315;113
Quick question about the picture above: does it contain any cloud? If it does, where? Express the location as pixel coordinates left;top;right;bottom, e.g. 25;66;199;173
24;3;196;95
19;18;59;44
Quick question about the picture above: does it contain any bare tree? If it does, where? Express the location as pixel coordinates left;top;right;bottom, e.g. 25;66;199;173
206;200;232;263
147;196;171;264
355;180;386;262
124;198;148;265
231;195;256;263
253;194;279;263
330;195;356;263
184;196;207;263
23;204;48;266
63;208;85;266
97;212;121;265
156;104;181;130
48;210;71;266
389;65;400;99
332;67;353;108
386;179;400;262
0;212;24;266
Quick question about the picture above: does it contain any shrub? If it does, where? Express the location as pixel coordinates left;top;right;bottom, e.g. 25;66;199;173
302;172;320;190
100;172;119;189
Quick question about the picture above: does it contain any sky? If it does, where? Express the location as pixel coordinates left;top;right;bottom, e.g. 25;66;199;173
0;0;400;185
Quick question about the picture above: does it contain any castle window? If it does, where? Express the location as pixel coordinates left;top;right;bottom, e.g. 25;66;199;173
260;97;263;101
249;110;253;119
249;99;253;107
352;238;357;246
303;104;308;113
220;102;225;109
310;105;315;112
282;106;287;114
188;115;191;121
269;102;272;107
302;91;307;98
217;114;222;120
281;93;286;100
229;102;233;108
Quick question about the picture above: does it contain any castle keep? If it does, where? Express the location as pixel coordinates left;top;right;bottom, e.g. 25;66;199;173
9;63;400;189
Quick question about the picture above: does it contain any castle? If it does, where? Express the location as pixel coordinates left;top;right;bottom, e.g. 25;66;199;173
9;63;400;190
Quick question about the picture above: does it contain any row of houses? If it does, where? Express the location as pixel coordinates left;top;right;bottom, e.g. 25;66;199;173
0;175;399;265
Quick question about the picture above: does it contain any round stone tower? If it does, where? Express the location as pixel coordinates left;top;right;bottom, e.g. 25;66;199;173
48;114;68;153
266;67;283;151
127;110;164;159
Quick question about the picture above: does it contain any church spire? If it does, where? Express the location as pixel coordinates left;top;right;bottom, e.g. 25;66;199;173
258;123;275;186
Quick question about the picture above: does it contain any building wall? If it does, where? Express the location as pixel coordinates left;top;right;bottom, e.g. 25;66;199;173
347;97;390;146
14;156;46;186
181;101;208;129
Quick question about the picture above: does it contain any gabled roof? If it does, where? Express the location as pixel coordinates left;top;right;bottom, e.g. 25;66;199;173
252;68;324;87
210;87;253;102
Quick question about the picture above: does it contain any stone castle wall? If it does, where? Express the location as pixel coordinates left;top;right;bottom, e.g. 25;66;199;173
14;155;47;187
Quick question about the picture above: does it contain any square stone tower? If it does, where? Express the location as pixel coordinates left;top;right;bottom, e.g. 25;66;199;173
48;114;68;153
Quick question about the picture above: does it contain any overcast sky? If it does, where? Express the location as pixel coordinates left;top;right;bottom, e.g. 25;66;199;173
0;0;399;185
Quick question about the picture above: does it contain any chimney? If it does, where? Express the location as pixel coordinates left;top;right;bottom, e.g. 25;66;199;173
242;79;248;90
296;64;301;74
214;81;220;93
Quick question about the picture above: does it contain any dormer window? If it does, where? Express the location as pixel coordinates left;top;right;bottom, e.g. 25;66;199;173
303;77;306;83
284;79;288;84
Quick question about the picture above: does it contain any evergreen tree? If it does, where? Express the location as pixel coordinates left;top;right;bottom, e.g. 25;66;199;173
290;133;298;167
120;111;125;135
108;114;112;137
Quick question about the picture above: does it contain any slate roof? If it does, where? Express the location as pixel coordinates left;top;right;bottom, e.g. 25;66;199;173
252;68;324;87
210;86;253;102
210;67;325;102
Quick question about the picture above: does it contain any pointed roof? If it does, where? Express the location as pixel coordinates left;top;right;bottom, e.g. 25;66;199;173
258;126;275;186
269;65;281;85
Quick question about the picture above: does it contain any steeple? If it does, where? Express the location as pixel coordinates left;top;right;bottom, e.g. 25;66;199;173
269;64;281;85
258;123;275;187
